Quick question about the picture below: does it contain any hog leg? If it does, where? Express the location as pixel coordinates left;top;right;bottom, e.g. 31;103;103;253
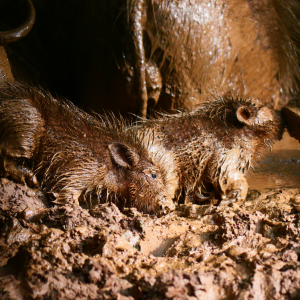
217;148;250;206
128;0;148;117
0;155;38;187
218;169;249;206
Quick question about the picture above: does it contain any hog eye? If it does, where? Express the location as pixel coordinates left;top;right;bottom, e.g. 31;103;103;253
151;173;157;179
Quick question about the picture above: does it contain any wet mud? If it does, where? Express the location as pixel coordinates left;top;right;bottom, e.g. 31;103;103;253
1;177;300;299
247;132;300;190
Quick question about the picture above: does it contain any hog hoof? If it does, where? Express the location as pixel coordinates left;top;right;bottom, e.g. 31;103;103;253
157;197;176;216
219;170;249;207
2;156;38;188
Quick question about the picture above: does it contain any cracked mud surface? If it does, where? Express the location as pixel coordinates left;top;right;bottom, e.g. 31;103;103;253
1;177;300;299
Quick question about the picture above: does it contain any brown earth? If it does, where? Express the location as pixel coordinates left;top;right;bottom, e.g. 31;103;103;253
0;176;300;300
247;132;300;190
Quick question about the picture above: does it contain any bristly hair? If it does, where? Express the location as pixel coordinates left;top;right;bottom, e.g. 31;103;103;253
0;81;149;157
200;94;258;124
0;81;174;213
135;94;259;127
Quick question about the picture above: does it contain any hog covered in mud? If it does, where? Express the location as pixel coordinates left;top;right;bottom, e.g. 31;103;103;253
134;96;284;205
124;0;300;114
3;0;300;117
0;82;174;215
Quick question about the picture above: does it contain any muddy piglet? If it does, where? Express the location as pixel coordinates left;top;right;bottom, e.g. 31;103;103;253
134;96;284;205
0;82;174;215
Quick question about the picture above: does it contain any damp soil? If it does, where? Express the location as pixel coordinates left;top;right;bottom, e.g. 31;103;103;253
1;175;300;300
247;132;300;190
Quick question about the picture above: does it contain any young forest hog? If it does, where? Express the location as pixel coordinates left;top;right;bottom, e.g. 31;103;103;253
0;82;174;215
134;96;284;205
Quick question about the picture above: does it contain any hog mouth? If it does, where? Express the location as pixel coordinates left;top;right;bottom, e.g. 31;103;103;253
76;190;175;216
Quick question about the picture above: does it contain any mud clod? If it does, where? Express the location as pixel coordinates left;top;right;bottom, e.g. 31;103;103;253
1;178;300;299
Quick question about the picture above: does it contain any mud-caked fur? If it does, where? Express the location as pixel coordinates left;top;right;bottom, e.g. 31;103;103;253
134;96;284;204
0;82;174;214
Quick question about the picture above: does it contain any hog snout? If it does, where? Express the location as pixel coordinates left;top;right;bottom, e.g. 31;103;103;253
156;196;176;216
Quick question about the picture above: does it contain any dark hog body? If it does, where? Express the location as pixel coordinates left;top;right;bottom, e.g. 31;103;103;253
134;97;284;205
126;0;300;114
3;0;300;117
0;83;174;214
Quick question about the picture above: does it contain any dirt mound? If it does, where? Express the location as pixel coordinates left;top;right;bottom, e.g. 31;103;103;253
1;178;300;299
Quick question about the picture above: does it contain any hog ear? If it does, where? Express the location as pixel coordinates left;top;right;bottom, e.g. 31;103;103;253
108;142;140;168
236;106;253;126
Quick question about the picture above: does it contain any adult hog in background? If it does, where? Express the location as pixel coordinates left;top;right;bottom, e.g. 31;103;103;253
0;82;174;215
133;96;284;205
3;0;300;117
124;0;300;115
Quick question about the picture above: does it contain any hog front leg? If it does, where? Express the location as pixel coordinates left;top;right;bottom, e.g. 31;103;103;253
218;169;249;206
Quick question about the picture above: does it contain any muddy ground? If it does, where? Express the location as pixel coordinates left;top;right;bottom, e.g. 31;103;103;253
1;147;300;300
247;132;300;191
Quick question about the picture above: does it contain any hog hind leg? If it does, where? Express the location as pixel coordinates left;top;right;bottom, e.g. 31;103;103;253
127;0;149;117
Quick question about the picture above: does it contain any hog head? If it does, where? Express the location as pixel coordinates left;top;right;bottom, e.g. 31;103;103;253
108;142;174;215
